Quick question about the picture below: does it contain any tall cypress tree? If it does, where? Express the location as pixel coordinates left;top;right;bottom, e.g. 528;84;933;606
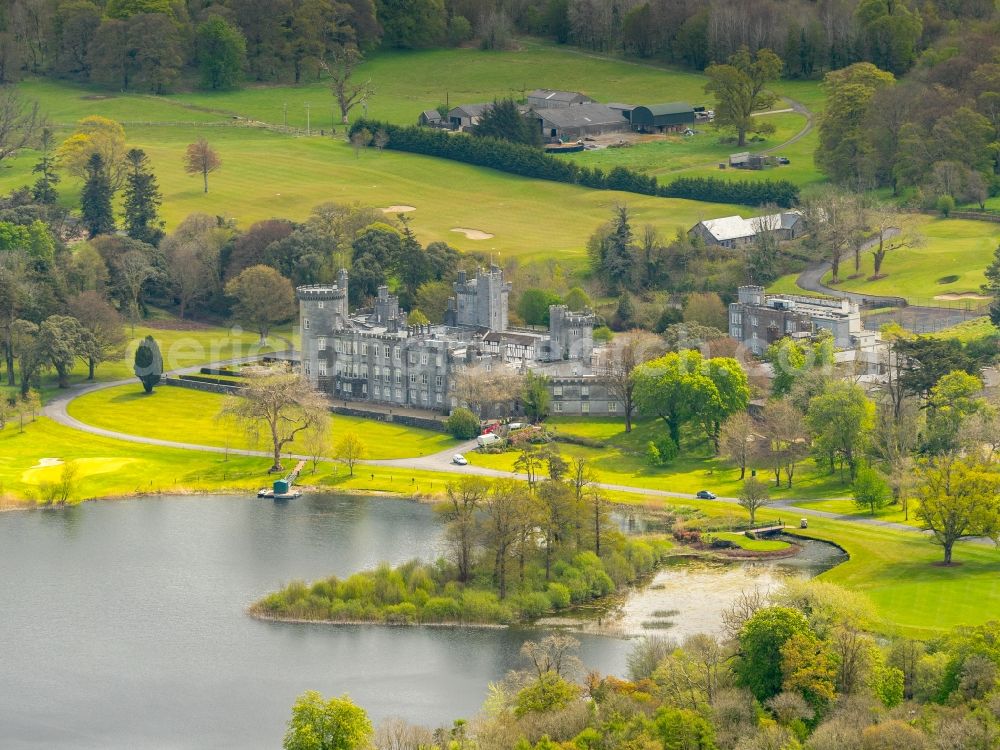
983;242;1000;328
30;128;60;205
80;153;115;238
123;148;164;246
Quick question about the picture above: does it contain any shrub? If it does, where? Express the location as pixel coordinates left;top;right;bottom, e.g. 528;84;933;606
517;591;553;619
383;602;418;624
421;596;462;622
445;407;481;439
546;582;572;610
936;194;955;217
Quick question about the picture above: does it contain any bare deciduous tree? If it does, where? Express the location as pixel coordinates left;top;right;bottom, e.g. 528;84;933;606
0;88;41;164
221;365;329;472
321;45;374;126
183;137;221;193
597;329;664;432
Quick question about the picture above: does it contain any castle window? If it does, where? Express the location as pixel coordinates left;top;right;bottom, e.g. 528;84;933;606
304;361;311;375
384;346;390;358
318;337;326;351
361;343;368;355
420;353;428;365
409;373;417;384
421;373;427;385
581;402;590;413
609;401;618;412
436;393;443;404
436;375;442;388
374;385;380;397
303;318;310;330
395;371;401;384
554;402;563;412
362;383;367;395
581;385;589;396
554;385;563;396
318;361;327;376
318;301;324;309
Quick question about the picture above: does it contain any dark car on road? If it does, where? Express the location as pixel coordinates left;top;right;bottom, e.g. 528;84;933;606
696;490;717;499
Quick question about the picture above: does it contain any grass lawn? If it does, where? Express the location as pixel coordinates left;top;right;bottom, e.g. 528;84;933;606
67;383;459;460
0;417;272;503
469;416;852;502
784;514;1000;638
792;496;918;527
710;530;791;551
930;316;998;342
557;112;806;178
0;122;745;265
821;217;1000;305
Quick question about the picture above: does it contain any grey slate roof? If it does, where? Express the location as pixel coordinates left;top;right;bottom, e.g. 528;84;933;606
536;104;627;129
528;89;594;104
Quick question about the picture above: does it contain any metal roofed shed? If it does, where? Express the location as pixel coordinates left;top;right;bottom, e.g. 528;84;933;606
534;104;630;140
630;102;696;132
527;89;596;109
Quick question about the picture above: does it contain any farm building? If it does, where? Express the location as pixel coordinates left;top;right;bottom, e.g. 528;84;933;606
533;104;630;140
688;211;806;249
448;103;490;130
729;152;770;169
606;103;637;121
418;109;445;127
527;89;596;109
630;102;696;132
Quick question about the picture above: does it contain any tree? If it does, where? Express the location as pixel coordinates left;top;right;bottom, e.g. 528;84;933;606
682;292;728;330
806;381;874;479
117;249;155;329
925;370;984;455
223;365;329;472
982;243;1000;329
816;63;896;185
719;411;755;479
596;330;663;433
854;0;922;75
441;476;488;582
563;287;590;312
31;127;60;205
162;214;228;319
67;292;127;380
133;334;162;393
283;690;372;750
376;0;446;49
868;204;918;278
122;148;163;246
196;16;246;91
349;127;371;157
915;457;1000;565
57;115;127;189
302;409;331;473
760;398;809;488
184;138;221;194
735;606;814;703
475;98;542;147
26;315;93;390
80;153;115;238
445;407;480;439
225;265;296;345
0;88;41;165
522;372;550;423
333;432;365;476
516;288;562;326
322;45;374;126
738;477;770;526
853;465;891;515
704;46;783;147
781;631;837;711
481;479;527;599
453;365;523;419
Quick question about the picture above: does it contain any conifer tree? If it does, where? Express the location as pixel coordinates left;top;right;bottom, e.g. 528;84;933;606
123;148;164;246
30;128;60;205
80;153;115;238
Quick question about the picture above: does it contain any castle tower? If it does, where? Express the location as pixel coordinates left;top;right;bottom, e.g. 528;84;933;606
548;305;595;362
296;269;349;385
448;265;510;331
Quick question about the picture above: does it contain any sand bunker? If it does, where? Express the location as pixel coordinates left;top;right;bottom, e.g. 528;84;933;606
382;205;416;213
31;458;63;469
933;293;990;301
451;227;494;240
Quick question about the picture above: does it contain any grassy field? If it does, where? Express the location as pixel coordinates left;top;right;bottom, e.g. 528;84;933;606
0;120;746;264
67;383;459;460
471;416;852;502
821;217;1000;303
1;41;826;260
710;530;791;551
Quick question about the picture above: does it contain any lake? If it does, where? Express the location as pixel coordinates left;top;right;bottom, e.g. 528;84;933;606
0;494;844;749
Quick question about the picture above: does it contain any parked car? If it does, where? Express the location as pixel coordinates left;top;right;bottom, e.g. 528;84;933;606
452;454;468;466
696;490;717;500
777;156;790;164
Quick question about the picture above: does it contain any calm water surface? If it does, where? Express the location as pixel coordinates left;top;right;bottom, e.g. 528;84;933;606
0;494;633;749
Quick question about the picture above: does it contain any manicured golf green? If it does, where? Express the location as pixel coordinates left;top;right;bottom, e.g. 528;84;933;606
67;383;459;460
821;217;1000;304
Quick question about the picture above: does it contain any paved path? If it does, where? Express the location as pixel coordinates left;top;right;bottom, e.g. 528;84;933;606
43;358;996;546
794;230;905;307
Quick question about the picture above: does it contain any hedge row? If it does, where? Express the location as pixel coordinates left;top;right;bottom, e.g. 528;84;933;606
349;119;799;208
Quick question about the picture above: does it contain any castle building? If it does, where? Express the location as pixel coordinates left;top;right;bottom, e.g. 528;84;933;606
297;267;614;415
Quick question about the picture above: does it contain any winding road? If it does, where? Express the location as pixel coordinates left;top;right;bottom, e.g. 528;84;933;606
41;359;961;543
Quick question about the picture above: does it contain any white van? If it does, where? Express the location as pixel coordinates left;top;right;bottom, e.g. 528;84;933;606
477;433;500;448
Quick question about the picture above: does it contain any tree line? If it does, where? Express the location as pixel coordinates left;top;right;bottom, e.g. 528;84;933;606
815;21;1000;207
276;585;1000;750
349;118;799;208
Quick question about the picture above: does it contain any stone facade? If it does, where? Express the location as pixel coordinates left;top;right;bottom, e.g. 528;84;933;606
728;285;863;354
298;268;610;415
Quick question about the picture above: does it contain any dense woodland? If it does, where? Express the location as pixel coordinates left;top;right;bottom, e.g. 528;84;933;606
0;0;997;90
